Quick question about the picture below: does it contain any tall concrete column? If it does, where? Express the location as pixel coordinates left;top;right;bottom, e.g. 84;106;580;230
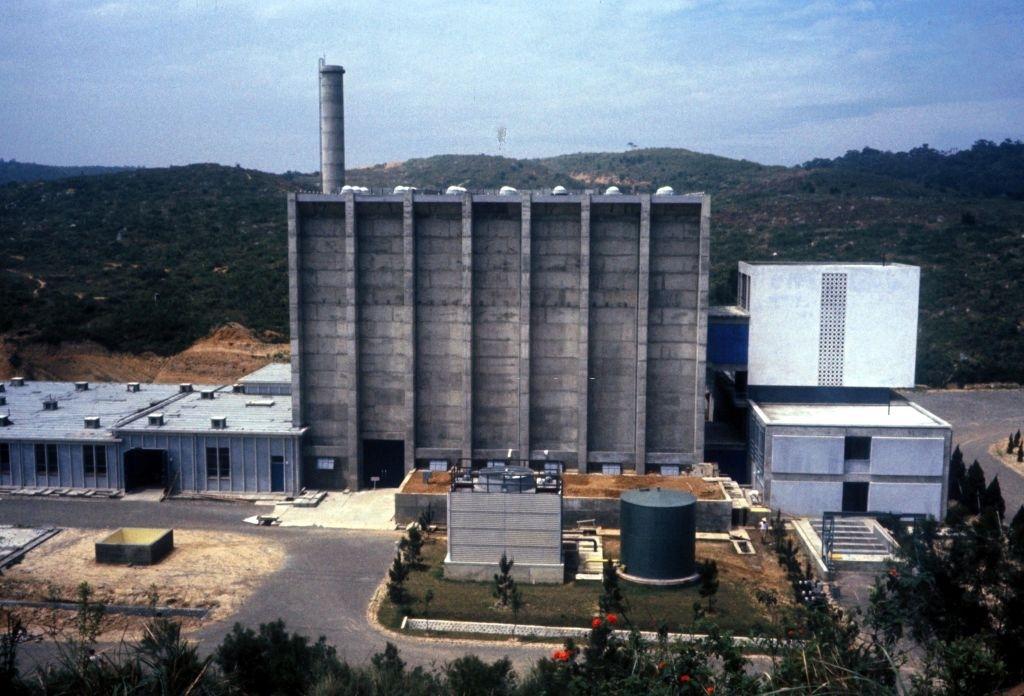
344;192;360;489
693;195;711;459
287;194;303;426
635;195;651;473
519;195;532;460
318;63;345;193
576;195;591;472
461;195;474;463
403;190;416;473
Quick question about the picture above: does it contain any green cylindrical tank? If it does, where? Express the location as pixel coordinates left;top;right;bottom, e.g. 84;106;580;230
620;488;696;581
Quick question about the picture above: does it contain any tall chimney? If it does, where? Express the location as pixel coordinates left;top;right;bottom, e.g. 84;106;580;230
319;59;345;193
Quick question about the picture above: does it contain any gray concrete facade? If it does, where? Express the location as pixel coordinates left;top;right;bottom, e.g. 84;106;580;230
289;192;710;489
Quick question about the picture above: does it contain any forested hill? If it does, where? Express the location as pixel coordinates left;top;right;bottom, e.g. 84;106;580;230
2;140;1022;387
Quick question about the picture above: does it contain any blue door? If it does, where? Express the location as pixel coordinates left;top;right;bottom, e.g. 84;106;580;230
271;456;285;492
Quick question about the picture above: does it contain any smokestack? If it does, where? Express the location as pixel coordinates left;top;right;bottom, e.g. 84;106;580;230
319;59;345;193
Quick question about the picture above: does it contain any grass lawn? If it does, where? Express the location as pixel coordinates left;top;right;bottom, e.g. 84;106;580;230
377;536;791;636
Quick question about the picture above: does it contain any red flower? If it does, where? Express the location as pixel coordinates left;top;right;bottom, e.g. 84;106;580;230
591;617;603;629
552;649;570;662
606;613;619;625
706;687;715;695
657;660;666;672
679;674;691;683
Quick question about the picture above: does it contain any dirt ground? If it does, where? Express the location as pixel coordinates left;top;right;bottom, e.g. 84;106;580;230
0;323;288;383
402;471;723;499
0;527;286;639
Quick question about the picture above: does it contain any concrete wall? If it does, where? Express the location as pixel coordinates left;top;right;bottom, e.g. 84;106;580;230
771;435;844;475
869;436;945;476
769;480;844;517
395;491;732;532
742;263;919;388
868;481;943;518
291;193;708;488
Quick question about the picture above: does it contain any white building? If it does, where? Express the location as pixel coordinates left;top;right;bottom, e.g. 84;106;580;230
732;262;949;520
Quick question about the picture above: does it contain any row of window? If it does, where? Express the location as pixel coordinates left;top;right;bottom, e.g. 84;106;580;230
0;443;280;483
0;443;109;478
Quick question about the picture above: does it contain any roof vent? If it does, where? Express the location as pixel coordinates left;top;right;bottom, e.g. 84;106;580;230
604;186;622;195
393;185;416;194
11;377;25;387
0;415;10;427
179;383;194;393
498;185;518;196
211;416;227;430
75;381;89;391
340;184;356;193
445;185;467;195
0;384;5;393
551;185;568;195
0;396;5;406
654;186;675;196
200;389;216;400
42;397;59;411
148;413;164;426
232;383;245;393
84;416;101;429
127;382;141;392
246;399;276;407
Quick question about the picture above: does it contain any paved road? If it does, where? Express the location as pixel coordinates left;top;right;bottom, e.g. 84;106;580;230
0;497;550;673
903;388;1024;515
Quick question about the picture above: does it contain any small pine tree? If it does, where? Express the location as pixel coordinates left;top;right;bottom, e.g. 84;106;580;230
493;553;516;607
403;526;424;566
386;553;409;605
598;559;627;616
698;559;719;613
1008;434;1016;454
509;585;524;635
1015;429;1022;447
949;445;966;504
1018;446;1023;463
983;476;1006;520
963;460;987;514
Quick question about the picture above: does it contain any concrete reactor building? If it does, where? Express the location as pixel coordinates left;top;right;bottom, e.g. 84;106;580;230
289;63;710;491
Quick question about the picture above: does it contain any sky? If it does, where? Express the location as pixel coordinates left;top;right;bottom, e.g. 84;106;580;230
1;0;1022;172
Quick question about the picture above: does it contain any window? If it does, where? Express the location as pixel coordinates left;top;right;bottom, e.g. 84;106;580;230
660;465;681;476
0;443;10;475
599;463;622;476
83;445;107;478
844;436;871;461
316;457;335;470
738;272;751;310
35;443;57;477
428;459;448;472
206;447;230;479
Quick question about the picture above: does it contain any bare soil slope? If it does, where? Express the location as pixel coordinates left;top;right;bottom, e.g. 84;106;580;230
0;323;288;384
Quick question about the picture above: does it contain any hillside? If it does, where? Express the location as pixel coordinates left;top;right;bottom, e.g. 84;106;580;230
0;159;132;185
2;143;1022;386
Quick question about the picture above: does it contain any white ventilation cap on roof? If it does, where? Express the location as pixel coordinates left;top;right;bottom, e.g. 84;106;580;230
655;186;675;195
604;186;622;195
393;185;417;194
498;186;518;196
445;185;467;195
551;185;568;195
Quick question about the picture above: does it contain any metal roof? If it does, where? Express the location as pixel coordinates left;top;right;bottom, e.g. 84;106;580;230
620;488;697;508
237;363;291;385
0;380;180;442
751;400;949;428
116;387;303;436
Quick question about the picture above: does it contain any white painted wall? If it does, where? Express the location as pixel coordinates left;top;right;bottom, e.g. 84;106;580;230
771;435;845;475
869;436;945;476
741;263;919;388
770;480;843;517
868;482;943;519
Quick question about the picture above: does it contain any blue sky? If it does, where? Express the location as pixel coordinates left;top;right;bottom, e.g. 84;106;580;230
1;0;1022;171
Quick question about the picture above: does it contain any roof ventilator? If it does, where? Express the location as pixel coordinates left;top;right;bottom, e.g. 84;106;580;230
0;415;10;427
246;399;275;407
232;384;245;393
211;416;227;430
654;186;675;196
0;396;5;407
127;382;141;392
11;377;25;387
179;383;194;393
148;413;165;426
200;389;216;400
75;381;89;391
42;397;59;411
84;416;101;429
